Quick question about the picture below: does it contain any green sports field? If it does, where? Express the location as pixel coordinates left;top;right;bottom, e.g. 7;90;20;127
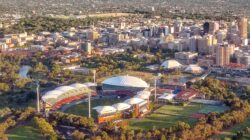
128;103;228;130
198;105;229;114
63;97;124;118
7;122;45;140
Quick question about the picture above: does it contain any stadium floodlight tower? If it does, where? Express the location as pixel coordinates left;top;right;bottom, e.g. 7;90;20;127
154;73;162;101
93;69;96;83
88;91;91;118
88;69;96;118
36;80;40;113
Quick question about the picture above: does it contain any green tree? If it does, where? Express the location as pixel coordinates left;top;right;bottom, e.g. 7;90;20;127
0;83;10;92
34;117;57;140
72;130;85;140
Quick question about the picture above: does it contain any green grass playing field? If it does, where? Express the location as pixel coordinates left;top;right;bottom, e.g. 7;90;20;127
128;103;228;130
7;122;45;140
63;97;124;118
198;105;229;114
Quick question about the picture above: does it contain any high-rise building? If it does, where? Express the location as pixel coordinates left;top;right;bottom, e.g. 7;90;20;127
216;43;235;66
203;22;210;35
81;42;92;55
209;21;219;34
88;31;100;40
197;34;217;54
120;22;126;29
216;30;227;43
174;21;182;33
238;17;248;38
164;26;169;36
189;36;201;52
235;50;250;66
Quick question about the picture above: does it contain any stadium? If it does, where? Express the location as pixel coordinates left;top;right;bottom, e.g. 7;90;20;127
42;83;96;111
184;64;204;74
91;89;151;123
161;59;182;69
101;75;150;91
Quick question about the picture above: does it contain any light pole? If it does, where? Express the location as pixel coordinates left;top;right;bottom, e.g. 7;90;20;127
36;80;40;113
92;70;96;84
88;70;96;118
154;77;157;101
154;73;162;101
88;92;91;118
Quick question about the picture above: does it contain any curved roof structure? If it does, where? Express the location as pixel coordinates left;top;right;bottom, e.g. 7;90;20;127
93;106;117;115
112;103;131;111
42;90;64;100
83;82;97;87
124;97;145;105
185;65;204;74
137;90;151;96
161;59;182;69
102;75;149;88
69;83;87;88
42;84;93;106
55;86;76;92
134;94;150;100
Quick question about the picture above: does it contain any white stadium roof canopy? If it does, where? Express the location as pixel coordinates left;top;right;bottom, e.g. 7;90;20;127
55;86;76;92
112;103;131;111
134;94;150;100
83;82;97;87
42;90;64;100
136;90;151;96
124;97;145;105
69;83;87;88
102;75;149;88
161;59;182;69
93;106;117;115
184;64;204;73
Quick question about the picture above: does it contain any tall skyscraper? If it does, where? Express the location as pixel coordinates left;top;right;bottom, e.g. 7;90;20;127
203;22;210;35
209;21;219;34
238;17;248;38
81;42;92;55
189;36;201;52
197;34;217;54
216;44;235;66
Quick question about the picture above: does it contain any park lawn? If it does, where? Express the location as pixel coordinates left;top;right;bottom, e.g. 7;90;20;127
198;105;229;114
64;97;124;118
128;103;205;130
215;118;250;139
7;122;45;140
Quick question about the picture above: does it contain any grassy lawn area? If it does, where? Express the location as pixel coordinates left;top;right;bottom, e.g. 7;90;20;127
128;103;228;130
198;105;229;114
7;122;45;140
215;118;250;139
64;97;125;118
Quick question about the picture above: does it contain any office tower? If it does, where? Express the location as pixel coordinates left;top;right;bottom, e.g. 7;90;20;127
203;22;210;35
81;42;92;55
174;21;182;33
217;30;227;43
197;34;217;54
170;26;175;34
120;22;126;29
238;17;248;38
189;35;201;52
216;44;235;66
209;21;219;34
88;31;99;40
164;26;169;36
